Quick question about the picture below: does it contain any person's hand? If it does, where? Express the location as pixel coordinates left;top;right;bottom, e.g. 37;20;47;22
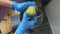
15;12;37;34
11;1;37;12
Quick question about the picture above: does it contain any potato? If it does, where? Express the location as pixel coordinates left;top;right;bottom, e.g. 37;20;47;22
26;6;36;16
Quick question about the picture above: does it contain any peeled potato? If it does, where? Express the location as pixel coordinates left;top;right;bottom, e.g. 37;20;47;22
26;6;36;16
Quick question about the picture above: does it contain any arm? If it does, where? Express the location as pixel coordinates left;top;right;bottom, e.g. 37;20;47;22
0;0;12;7
0;0;37;12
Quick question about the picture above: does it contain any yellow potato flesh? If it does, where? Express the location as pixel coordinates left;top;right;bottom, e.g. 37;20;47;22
26;6;36;16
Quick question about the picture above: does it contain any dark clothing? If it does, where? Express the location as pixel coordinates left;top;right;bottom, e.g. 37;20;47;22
0;6;8;21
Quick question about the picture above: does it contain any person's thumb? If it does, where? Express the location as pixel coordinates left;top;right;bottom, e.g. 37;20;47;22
23;12;28;19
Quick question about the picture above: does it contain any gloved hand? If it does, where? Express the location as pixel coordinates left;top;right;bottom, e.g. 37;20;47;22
11;1;37;12
15;12;37;34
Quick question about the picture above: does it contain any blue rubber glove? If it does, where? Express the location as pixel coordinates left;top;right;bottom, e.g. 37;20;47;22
15;12;37;34
11;1;37;12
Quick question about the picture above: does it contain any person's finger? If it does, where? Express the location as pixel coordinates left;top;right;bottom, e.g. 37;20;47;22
30;16;37;23
23;12;28;19
31;14;37;21
29;20;36;27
